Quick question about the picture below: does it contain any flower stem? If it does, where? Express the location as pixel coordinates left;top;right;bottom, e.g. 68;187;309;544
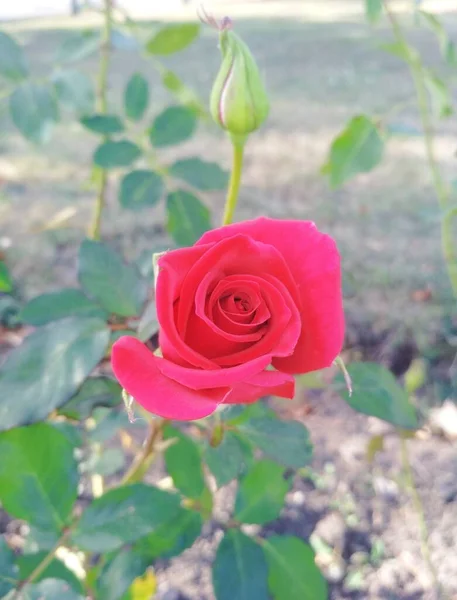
400;436;446;599
88;0;113;241
120;417;168;485
222;138;246;226
383;2;457;299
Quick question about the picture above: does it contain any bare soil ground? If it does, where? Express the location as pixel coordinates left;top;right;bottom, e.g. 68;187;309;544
1;2;457;598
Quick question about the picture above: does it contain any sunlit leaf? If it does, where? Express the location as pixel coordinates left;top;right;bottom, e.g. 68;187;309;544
146;23;200;56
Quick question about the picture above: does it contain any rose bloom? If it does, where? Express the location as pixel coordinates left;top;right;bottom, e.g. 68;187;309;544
112;218;344;420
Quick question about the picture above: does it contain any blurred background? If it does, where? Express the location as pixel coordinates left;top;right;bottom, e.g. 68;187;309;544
0;1;456;599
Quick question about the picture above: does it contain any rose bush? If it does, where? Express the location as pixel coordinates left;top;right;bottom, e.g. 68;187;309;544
112;217;344;420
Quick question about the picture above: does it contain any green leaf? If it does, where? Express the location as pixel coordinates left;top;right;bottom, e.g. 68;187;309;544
204;431;253;487
149;105;197;147
213;530;269;600
365;0;382;23
79;239;147;317
380;40;417;62
94;140;141;169
88;408;139;443
0;538;18;597
135;506;202;560
81;114;125;135
146;23;200;56
119;170;164;211
9;82;59;144
57;30;100;63
0;31;28;81
124;73;149;121
59;376;121;420
52;421;84;448
53;69;95;115
161;70;205;117
263;536;327;600
18;552;84;593
423;69;453;118
0;317;110;431
324;115;384;188
97;548;149;600
19;288;107;326
237;417;313;468
163;425;206;499
72;483;182;552
335;362;418;429
166;190;211;247
234;460;289;525
0;423;78;534
420;11;457;66
0;260;13;292
170;158;228;191
27;579;84;600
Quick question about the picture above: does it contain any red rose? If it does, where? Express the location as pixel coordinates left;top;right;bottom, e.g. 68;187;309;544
111;217;344;420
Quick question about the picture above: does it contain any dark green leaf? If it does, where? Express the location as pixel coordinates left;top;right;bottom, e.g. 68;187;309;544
149;105;197;147
0;31;28;81
163;425;206;499
221;402;277;425
59;376;121;420
27;579;84;600
213;530;269;600
0;538;18;597
365;0;382;23
124;73;149;121
57;30;100;63
10;82;59;144
18;552;83;593
205;431;253;487
19;288;107;326
52;421;84;448
170;158;228;191
146;23;200;56
97;548;149;600
234;460;289;525
119;170;163;211
166;190;211;247
79;239;147;317
81;114;125;135
263;536;327;600
0;317;110;431
53;69;95;115
72;483;182;552
135;506;202;560
89;447;126;477
94;140;141;169
238;417;313;468
335;362;418;429
324;115;384;188
0;260;13;292
0;423;78;534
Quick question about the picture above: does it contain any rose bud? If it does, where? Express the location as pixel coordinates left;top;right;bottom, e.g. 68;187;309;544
210;22;269;140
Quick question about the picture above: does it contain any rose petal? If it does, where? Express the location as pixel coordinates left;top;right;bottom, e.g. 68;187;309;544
111;336;225;420
197;217;344;373
224;369;295;404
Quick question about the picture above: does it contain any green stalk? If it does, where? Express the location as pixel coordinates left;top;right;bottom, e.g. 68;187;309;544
222;138;246;226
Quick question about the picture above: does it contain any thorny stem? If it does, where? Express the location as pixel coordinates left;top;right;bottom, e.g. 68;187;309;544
383;1;457;299
400;436;446;599
11;528;73;599
120;417;168;485
222;138;245;226
88;0;113;241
